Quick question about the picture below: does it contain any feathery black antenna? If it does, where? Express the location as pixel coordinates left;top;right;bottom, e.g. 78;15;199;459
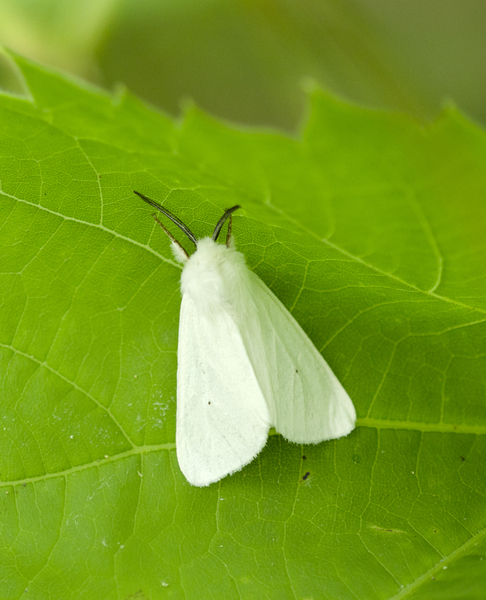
134;191;197;246
212;205;240;242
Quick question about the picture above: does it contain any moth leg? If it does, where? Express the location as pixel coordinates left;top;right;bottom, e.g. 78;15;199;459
152;213;189;259
226;213;234;248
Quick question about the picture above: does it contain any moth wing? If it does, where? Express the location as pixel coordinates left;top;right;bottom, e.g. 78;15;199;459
176;295;271;487
244;273;356;444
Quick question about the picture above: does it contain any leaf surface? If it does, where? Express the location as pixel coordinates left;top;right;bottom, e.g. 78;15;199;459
1;53;485;599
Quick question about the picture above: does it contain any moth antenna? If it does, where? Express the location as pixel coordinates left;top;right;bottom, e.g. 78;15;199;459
134;190;197;246
212;205;240;242
152;213;189;260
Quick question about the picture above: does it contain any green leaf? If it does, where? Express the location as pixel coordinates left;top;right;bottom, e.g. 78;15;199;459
1;52;486;599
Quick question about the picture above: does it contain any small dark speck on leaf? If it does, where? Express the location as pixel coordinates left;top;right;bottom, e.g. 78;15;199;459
302;456;307;460
208;402;211;405
460;456;465;461
296;369;299;373
302;472;310;480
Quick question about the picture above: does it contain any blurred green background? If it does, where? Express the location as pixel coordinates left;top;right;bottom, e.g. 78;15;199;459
0;0;485;132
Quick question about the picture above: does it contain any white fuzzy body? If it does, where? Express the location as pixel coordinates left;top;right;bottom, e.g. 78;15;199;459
175;237;356;487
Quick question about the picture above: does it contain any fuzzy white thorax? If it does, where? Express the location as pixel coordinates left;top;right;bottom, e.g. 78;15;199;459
179;237;253;318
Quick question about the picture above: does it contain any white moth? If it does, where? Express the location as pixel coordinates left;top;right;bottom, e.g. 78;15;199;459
135;191;356;487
